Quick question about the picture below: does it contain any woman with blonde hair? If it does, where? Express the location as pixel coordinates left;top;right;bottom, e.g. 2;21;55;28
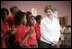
40;5;60;48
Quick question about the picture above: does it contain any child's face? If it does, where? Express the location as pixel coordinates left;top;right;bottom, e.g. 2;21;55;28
38;17;42;24
4;11;8;18
13;8;19;14
3;11;8;20
29;17;35;26
22;16;27;25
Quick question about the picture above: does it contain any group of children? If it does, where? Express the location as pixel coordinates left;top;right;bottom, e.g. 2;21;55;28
1;6;42;48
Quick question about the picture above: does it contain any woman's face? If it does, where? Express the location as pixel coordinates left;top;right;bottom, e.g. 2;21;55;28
22;15;27;25
45;9;53;17
29;17;35;26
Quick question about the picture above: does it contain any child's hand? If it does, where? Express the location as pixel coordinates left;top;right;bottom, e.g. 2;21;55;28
27;27;34;35
11;28;16;35
6;28;16;35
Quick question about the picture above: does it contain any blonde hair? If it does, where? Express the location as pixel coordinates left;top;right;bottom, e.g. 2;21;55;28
44;4;54;13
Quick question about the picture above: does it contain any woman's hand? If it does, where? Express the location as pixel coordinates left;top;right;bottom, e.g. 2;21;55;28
52;41;58;46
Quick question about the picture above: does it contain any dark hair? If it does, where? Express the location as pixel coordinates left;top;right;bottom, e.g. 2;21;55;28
26;11;32;17
1;8;9;21
36;15;42;24
10;6;18;14
14;10;26;25
36;15;42;21
26;11;32;23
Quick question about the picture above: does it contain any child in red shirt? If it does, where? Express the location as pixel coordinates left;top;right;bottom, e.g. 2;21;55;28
1;8;16;48
5;14;14;28
1;22;8;48
26;12;38;48
35;15;42;40
33;22;41;40
13;10;34;48
35;15;42;48
5;6;19;28
1;8;9;48
4;6;19;48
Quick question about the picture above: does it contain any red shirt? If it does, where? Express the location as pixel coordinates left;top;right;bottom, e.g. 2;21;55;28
13;25;30;47
1;22;9;48
1;32;6;48
5;14;14;28
13;25;37;46
29;26;36;45
1;22;9;34
33;23;41;40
